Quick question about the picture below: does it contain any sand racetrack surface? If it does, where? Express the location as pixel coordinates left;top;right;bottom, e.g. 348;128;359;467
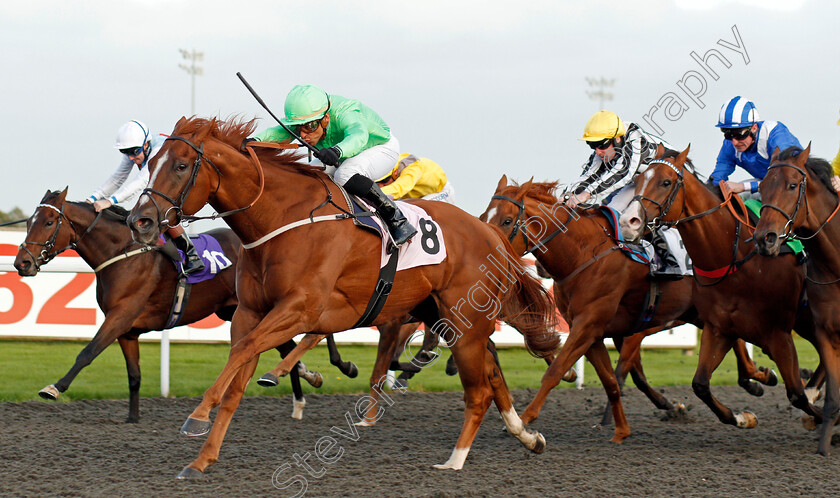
1;385;839;497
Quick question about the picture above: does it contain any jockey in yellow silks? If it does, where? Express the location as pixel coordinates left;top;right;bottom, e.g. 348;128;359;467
376;153;455;204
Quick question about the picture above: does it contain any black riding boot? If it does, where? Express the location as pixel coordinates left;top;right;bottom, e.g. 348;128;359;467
344;174;417;247
650;229;683;280
172;233;205;276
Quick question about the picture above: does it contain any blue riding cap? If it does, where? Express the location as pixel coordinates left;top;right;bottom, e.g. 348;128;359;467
716;96;759;129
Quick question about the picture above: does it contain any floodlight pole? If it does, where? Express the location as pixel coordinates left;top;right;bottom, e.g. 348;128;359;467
179;48;204;115
585;76;616;110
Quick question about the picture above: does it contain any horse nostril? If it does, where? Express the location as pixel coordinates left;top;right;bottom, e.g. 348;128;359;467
764;232;777;246
134;217;154;233
628;217;641;229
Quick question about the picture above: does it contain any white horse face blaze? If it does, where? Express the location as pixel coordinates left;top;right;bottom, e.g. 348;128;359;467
484;207;498;224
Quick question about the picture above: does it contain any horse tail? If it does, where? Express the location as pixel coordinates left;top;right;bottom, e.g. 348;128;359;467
494;238;560;359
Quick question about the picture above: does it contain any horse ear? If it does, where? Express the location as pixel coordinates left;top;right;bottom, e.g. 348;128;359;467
770;146;782;163
495;174;508;193
517;178;534;201
40;189;52;203
676;144;691;166
655;143;666;159
797;142;811;165
58;187;68;202
174;116;188;133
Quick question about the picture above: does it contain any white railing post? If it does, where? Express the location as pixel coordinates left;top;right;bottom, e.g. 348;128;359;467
160;330;170;397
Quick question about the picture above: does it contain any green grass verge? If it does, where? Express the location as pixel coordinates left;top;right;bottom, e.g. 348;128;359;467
0;334;820;402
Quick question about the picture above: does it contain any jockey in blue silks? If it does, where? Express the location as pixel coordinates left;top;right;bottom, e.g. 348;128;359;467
710;96;802;196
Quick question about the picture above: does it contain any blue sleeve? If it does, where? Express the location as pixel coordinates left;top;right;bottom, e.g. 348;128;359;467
710;140;736;183
767;123;802;157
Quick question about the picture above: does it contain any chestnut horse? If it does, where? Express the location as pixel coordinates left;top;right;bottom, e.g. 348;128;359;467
481;176;775;436
126;117;559;477
14;188;330;421
619;145;823;434
753;144;840;455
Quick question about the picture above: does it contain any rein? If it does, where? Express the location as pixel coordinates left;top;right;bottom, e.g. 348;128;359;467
142;137;295;227
490;194;624;285
761;162;840;242
762;162;840;286
636;159;756;285
19;203;104;270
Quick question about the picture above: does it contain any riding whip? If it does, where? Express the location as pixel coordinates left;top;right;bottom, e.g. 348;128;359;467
235;72;319;155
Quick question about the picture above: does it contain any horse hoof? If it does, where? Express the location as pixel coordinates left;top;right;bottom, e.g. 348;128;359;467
562;368;577;383
743;381;765;397
394;378;409;389
257;373;279;387
309;372;323;389
531;432;546;454
38;385;60;400
180;417;211;436
176;466;205;480
354;419;376;427
801;414;817;431
444;356;458;377
735;410;758;429
126;417;140;424
345;363;359;378
764;368;779;386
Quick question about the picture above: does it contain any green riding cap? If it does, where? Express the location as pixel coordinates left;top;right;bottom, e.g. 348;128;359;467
281;84;330;126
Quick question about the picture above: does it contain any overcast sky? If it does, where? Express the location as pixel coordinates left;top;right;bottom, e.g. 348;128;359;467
2;0;838;225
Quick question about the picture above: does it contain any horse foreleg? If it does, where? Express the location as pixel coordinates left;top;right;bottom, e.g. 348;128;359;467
269;341;307;420
764;331;824;427
183;307;306;432
692;328;753;427
813;342;840;456
433;337;496;470
804;362;826;404
485;343;546;455
586;341;631;442
358;324;403;426
116;336;142;423
521;324;596;425
732;338;777;397
42;312;139;401
259;334;327;385
326;334;359;378
178;354;260;479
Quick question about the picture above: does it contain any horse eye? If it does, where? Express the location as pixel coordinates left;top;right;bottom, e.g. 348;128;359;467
662;180;672;187
502;218;512;226
175;162;189;172
788;183;797;190
45;220;54;227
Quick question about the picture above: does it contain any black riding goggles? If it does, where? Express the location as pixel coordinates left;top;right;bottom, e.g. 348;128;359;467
120;145;144;156
293;120;321;133
587;138;613;150
722;127;751;141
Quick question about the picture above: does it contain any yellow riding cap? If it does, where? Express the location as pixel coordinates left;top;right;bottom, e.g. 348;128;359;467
580;110;626;141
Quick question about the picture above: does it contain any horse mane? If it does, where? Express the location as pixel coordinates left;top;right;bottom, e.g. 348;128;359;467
777;146;838;200
38;190;130;223
172;116;325;177
505;180;562;204
71;200;131;222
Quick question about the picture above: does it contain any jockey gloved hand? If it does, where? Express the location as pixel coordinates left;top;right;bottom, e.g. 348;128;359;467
315;146;341;166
